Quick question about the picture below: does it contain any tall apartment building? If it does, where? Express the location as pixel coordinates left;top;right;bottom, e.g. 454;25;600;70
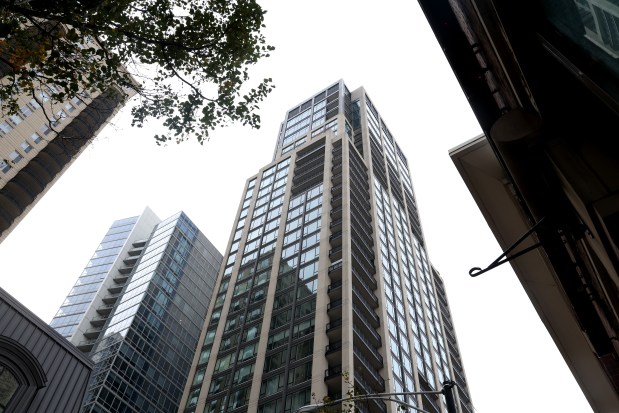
0;86;128;243
179;80;473;413
50;207;223;413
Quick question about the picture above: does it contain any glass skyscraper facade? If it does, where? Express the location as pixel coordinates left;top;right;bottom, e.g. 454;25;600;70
180;80;473;413
50;215;147;339
50;208;222;413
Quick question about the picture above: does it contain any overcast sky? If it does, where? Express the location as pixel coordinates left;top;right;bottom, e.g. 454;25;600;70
0;1;594;412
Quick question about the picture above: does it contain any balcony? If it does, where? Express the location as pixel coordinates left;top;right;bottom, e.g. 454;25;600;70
331;184;342;197
107;284;123;294
326;318;343;341
351;250;376;279
76;338;97;352
89;315;108;327
292;171;324;193
353;299;379;328
325;364;343;383
96;303;115;315
328;280;342;299
353;346;385;391
113;273;130;285
327;299;342;319
351;238;374;268
116;267;132;276
353;372;387;413
331;172;343;186
350;219;374;246
331;195;342;209
353;325;383;368
352;267;377;291
83;326;103;339
352;306;381;347
352;287;380;324
102;293;120;304
328;259;343;280
351;272;379;307
329;231;342;248
123;256;139;266
330;218;343;233
325;341;342;364
350;212;373;238
330;206;343;218
127;247;143;257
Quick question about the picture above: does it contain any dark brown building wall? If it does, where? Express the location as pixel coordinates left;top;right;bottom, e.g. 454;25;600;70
0;287;93;413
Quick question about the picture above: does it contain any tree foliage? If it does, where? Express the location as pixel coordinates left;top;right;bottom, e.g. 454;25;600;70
0;0;274;144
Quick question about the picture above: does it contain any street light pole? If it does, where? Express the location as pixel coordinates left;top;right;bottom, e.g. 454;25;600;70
295;381;458;413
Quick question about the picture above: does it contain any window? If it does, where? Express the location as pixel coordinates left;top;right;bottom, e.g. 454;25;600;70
246;305;264;321
20;142;32;153
219;334;238;351
228;387;250;410
186;388;200;407
9;151;22;164
64;102;76;113
298;261;318;280
267;330;289;350
0;365;18;411
292;318;315;338
271;309;292;329
0;121;12;135
40;125;52;136
294;300;316;318
264;352;285;372
260;373;284;396
214;352;236;372
9;114;23;125
288;362;312;385
284;388;311;413
242;324;260;342
30;133;42;144
28;98;40;110
258;398;281;413
232;363;254;385
273;290;294;310
238;343;257;362
209;373;229;394
251;286;267;303
0;338;46;412
290;338;313;361
204;329;217;345
0;160;10;174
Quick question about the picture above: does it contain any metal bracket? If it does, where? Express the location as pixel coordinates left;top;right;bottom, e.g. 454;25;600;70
469;218;545;277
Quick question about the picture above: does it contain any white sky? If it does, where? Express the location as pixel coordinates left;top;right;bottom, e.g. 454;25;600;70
0;1;594;412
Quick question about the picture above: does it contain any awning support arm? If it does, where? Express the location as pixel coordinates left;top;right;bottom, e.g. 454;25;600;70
469;217;545;277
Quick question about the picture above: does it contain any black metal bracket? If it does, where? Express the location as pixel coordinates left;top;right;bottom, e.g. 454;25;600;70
469;218;545;277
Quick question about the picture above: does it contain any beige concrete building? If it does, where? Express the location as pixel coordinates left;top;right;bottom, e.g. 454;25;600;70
0;86;127;243
179;81;473;413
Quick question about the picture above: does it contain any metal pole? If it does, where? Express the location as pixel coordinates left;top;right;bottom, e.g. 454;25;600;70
442;380;457;413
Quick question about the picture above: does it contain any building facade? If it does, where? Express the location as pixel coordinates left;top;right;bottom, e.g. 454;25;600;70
0;86;128;243
179;81;473;413
416;0;619;410
0;286;93;413
50;208;223;413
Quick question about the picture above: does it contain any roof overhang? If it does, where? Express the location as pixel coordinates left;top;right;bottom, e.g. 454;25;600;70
450;135;619;411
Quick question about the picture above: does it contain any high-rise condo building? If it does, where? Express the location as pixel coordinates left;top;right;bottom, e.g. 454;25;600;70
0;86;128;243
180;80;473;413
50;207;223;413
